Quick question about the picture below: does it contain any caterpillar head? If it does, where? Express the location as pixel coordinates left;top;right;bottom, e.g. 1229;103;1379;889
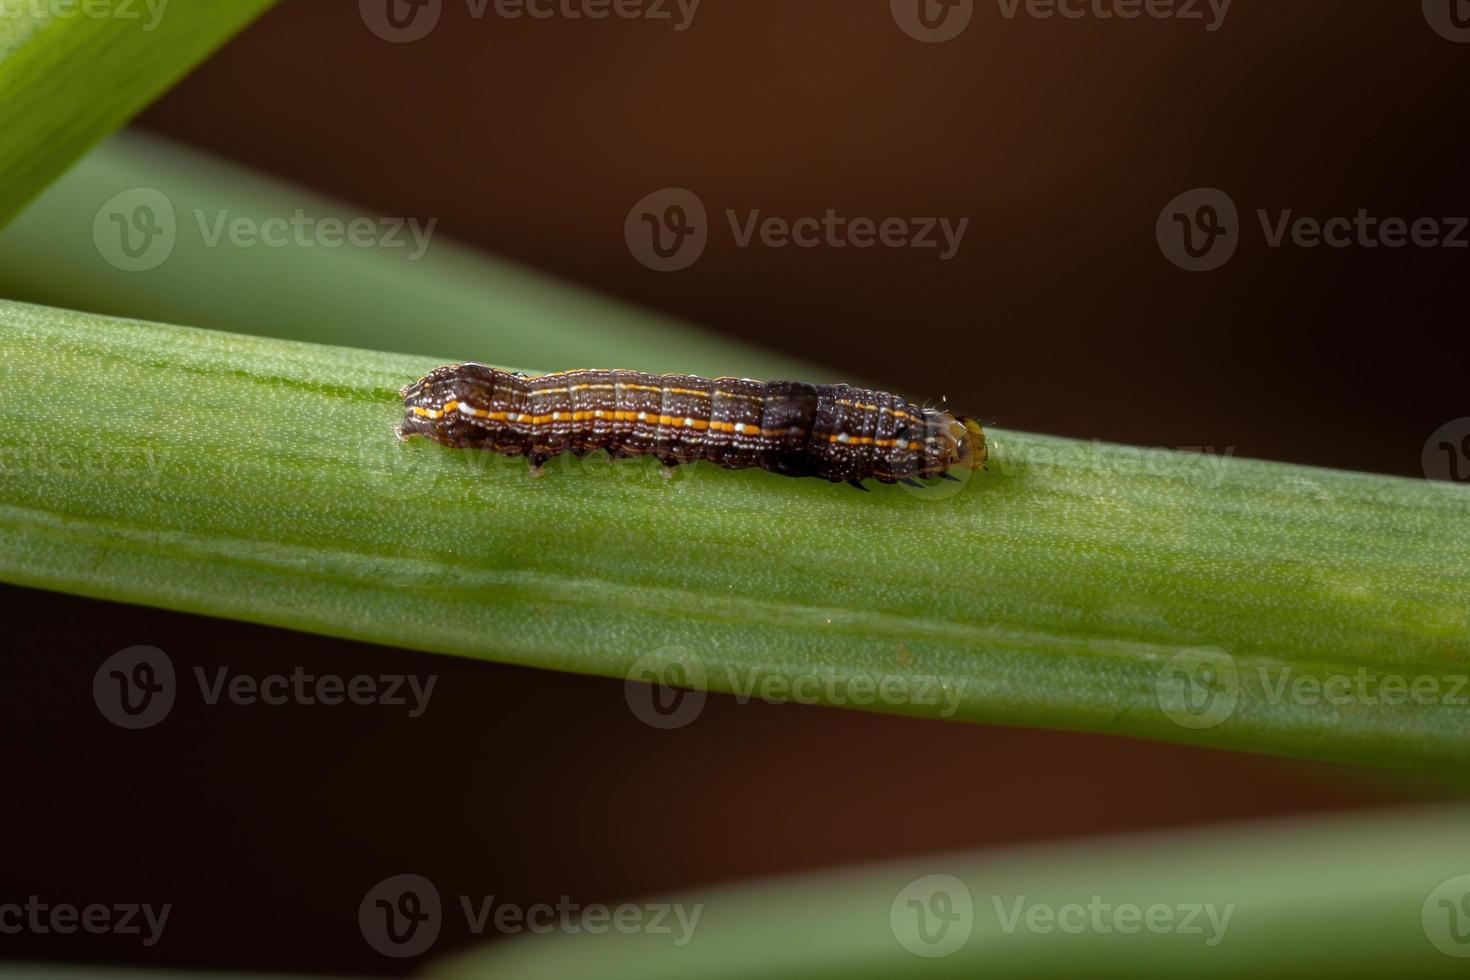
912;411;987;478
396;362;502;441
951;416;988;470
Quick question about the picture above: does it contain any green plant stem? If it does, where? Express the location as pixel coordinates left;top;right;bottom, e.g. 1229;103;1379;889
0;0;277;226
430;804;1470;980
1;298;1467;769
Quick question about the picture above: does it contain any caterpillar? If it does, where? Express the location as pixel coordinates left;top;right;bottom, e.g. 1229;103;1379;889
397;364;987;488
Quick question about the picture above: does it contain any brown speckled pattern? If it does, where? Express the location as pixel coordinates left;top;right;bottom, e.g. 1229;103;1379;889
398;364;986;485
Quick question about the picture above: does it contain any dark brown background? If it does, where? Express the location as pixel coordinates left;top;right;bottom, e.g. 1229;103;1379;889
4;0;1467;974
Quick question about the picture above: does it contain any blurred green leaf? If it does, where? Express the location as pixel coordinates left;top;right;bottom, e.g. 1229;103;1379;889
1;298;1466;768
0;0;276;225
431;805;1470;979
0;131;819;377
